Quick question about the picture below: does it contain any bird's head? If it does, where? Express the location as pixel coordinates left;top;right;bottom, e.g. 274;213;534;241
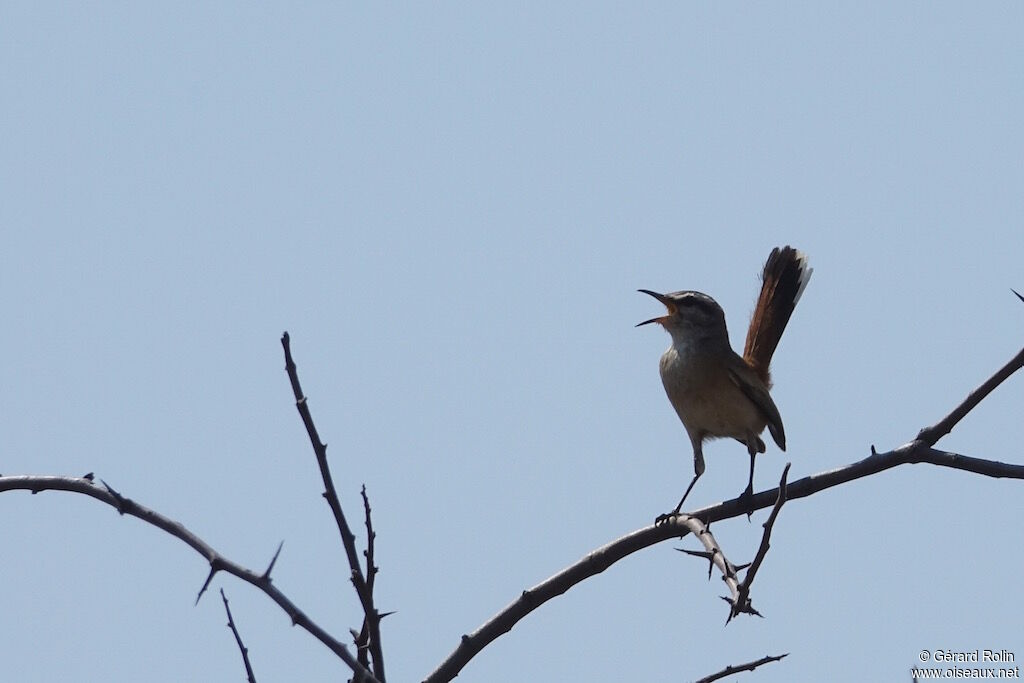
636;289;727;339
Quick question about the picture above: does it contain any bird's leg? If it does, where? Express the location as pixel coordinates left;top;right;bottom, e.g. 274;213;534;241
739;438;758;518
656;443;705;524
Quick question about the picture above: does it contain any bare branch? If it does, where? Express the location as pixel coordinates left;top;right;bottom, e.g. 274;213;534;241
281;332;387;681
352;485;381;675
730;463;790;623
351;624;371;681
221;589;258;683
673;465;790;623
423;446;1024;679
422;444;1024;681
361;485;378;595
0;474;379;683
6;447;1020;683
675;516;758;619
916;345;1024;447
693;653;789;683
423;339;1024;682
5;337;1020;683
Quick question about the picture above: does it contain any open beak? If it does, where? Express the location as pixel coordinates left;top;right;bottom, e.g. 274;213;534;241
636;289;674;327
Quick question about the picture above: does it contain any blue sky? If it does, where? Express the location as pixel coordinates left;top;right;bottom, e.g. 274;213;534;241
2;4;1022;682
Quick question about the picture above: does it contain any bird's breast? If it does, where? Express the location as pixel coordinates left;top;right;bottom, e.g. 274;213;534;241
658;345;766;440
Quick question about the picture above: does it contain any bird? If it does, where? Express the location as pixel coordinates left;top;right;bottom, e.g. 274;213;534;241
637;246;811;519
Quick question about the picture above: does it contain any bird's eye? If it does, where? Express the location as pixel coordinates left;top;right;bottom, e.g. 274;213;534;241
677;296;719;316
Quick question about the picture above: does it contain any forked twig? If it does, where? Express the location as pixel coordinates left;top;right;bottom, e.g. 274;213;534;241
916;346;1024;447
353;485;379;672
0;474;379;683
729;464;790;623
281;332;386;681
676;516;757;619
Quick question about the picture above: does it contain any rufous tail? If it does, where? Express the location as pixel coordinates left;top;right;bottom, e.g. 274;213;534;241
743;246;812;385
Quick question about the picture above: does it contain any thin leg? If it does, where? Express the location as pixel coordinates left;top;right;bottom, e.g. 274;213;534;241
656;442;705;524
739;442;757;518
745;450;756;498
672;472;702;514
655;473;701;525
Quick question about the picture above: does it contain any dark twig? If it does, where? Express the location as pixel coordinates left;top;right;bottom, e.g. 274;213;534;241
422;344;1024;682
350;625;371;678
361;485;378;597
352;485;380;673
0;474;379;683
196;562;221;605
916;346;1024;447
676;465;789;623
693;653;789;683
353;624;371;674
263;541;284;580
280;332;386;681
221;589;258;683
730;464;790;623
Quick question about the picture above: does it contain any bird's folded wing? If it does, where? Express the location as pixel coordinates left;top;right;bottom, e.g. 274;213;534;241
727;365;787;451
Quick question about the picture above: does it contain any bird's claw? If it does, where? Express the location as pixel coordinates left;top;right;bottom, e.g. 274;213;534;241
739;486;755;519
655;511;678;525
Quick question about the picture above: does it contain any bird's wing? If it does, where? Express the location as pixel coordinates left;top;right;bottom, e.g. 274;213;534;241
727;363;786;451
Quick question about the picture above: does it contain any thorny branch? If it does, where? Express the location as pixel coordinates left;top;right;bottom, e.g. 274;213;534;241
731;463;789;623
423;343;1024;682
221;589;258;683
281;332;386;682
676;518;753;618
352;485;383;675
693;653;789;683
678;464;790;623
915;346;1024;447
2;332;1020;683
0;474;379;683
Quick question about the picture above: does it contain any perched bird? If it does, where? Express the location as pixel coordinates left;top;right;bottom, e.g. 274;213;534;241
638;246;811;517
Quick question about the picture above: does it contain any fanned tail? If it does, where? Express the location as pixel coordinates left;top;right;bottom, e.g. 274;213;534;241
743;246;812;385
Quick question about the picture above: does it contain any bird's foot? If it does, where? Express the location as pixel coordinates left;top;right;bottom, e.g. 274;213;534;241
739;485;755;520
655;510;682;525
